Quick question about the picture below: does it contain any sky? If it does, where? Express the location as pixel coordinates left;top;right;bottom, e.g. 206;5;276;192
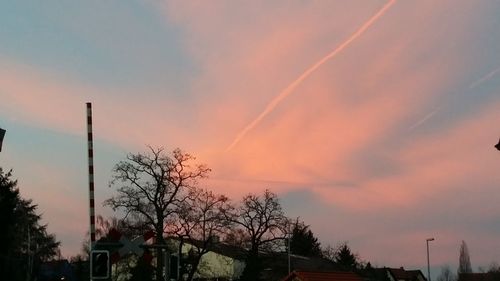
1;0;499;277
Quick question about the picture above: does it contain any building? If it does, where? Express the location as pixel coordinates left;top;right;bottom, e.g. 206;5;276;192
170;238;247;281
261;253;339;281
281;270;363;281
359;267;427;281
171;238;340;281
384;267;427;281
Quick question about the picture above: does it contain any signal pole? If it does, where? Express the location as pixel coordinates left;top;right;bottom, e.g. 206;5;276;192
86;103;96;281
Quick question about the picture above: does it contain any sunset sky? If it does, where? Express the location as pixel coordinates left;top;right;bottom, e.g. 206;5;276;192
1;0;499;276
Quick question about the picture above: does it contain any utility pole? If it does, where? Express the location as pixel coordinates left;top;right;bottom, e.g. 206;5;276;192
288;234;291;275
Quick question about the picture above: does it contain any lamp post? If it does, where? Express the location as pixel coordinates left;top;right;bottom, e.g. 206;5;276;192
287;233;291;275
426;238;434;281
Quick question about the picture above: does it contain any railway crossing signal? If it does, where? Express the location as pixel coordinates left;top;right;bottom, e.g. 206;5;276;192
91;250;110;279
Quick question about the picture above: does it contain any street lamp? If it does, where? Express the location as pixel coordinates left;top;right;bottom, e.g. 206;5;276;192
287;233;291;275
426;238;435;281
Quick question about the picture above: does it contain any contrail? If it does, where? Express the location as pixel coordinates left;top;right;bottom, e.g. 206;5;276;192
409;66;500;130
226;0;397;151
469;66;500;89
408;107;441;131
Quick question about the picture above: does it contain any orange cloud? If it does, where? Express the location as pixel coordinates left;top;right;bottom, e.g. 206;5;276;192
3;0;499;265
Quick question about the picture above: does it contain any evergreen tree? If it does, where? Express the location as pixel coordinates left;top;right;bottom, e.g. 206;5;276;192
0;168;60;280
289;220;322;257
0;168;19;278
334;242;359;271
458;240;472;274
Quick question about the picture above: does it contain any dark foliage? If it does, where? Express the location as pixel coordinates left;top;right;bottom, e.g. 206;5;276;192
0;168;60;280
240;252;263;281
334;242;359;271
290;220;322;257
129;254;154;281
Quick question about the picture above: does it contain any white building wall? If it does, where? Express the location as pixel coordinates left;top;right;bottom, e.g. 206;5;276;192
178;242;245;280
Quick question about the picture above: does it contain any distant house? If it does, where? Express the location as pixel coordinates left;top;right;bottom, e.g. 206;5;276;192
261;253;339;281
360;267;427;281
170;238;340;281
360;266;391;281
281;270;363;281
169;238;247;280
383;267;427;281
191;242;247;280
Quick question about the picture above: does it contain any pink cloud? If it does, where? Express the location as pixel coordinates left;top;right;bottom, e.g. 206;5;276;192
2;0;499;266
164;0;490;196
0;58;191;150
159;0;500;267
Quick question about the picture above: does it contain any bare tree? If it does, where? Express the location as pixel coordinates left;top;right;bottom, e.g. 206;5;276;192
486;263;500;280
80;215;127;256
321;244;337;261
230;189;288;281
437;265;456;281
458;240;472;274
168;188;233;281
223;228;250;249
104;147;210;281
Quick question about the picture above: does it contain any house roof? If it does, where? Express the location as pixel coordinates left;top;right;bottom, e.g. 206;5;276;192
262;253;339;271
386;267;426;281
205;241;248;260
282;270;363;281
168;237;248;260
260;253;340;281
359;267;391;281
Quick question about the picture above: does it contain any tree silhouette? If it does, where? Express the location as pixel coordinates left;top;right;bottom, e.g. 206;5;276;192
437;265;456;281
333;242;359;271
458;240;472;274
230;189;287;281
0;168;60;280
289;219;322;257
105;147;210;280
168;188;232;281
